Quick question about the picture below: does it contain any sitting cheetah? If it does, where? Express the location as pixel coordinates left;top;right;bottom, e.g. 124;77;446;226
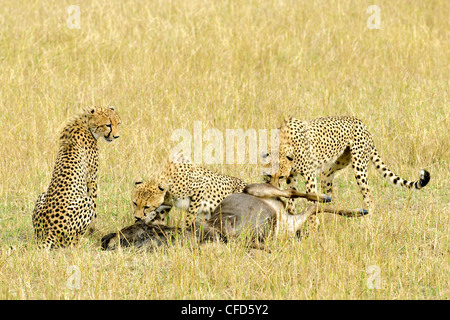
32;106;121;248
132;152;247;226
262;116;430;213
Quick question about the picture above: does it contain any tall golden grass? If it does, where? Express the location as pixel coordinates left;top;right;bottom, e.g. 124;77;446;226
0;0;448;299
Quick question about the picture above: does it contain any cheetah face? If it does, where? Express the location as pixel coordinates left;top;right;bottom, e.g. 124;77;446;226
261;150;294;187
132;180;170;223
261;117;297;187
88;106;121;143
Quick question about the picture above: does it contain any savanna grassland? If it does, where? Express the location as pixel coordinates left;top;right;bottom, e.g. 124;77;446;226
0;0;448;299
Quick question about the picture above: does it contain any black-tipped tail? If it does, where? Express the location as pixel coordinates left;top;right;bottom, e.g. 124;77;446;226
371;148;430;190
417;169;430;188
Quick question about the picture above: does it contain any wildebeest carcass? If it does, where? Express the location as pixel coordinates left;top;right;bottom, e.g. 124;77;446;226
101;183;367;250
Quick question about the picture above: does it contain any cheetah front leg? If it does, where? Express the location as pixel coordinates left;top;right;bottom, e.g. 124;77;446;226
285;173;299;215
185;187;216;228
302;167;322;232
32;192;47;236
303;167;319;197
86;179;97;233
86;178;97;202
39;235;56;250
184;190;204;228
86;216;97;235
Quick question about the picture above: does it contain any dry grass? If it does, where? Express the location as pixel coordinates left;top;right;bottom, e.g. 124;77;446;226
0;0;448;299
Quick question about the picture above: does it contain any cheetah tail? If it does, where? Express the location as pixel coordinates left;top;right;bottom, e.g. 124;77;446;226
370;148;430;190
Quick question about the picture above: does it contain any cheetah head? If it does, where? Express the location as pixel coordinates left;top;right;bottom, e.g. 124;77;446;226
260;148;294;188
88;106;121;143
260;117;295;187
132;179;171;224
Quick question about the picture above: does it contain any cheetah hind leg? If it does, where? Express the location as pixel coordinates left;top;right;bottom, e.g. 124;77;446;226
350;146;374;213
320;147;352;197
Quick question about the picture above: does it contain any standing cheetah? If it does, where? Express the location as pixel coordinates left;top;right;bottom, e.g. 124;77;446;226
262;116;430;213
32;106;121;248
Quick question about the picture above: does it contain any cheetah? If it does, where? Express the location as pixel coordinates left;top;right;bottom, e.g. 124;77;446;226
262;116;430;214
132;152;247;226
32;106;121;248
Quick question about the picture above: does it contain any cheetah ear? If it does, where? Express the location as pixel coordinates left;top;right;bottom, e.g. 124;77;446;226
158;182;169;192
108;106;115;111
156;205;172;213
286;153;294;162
260;151;270;159
170;149;192;164
134;178;144;186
